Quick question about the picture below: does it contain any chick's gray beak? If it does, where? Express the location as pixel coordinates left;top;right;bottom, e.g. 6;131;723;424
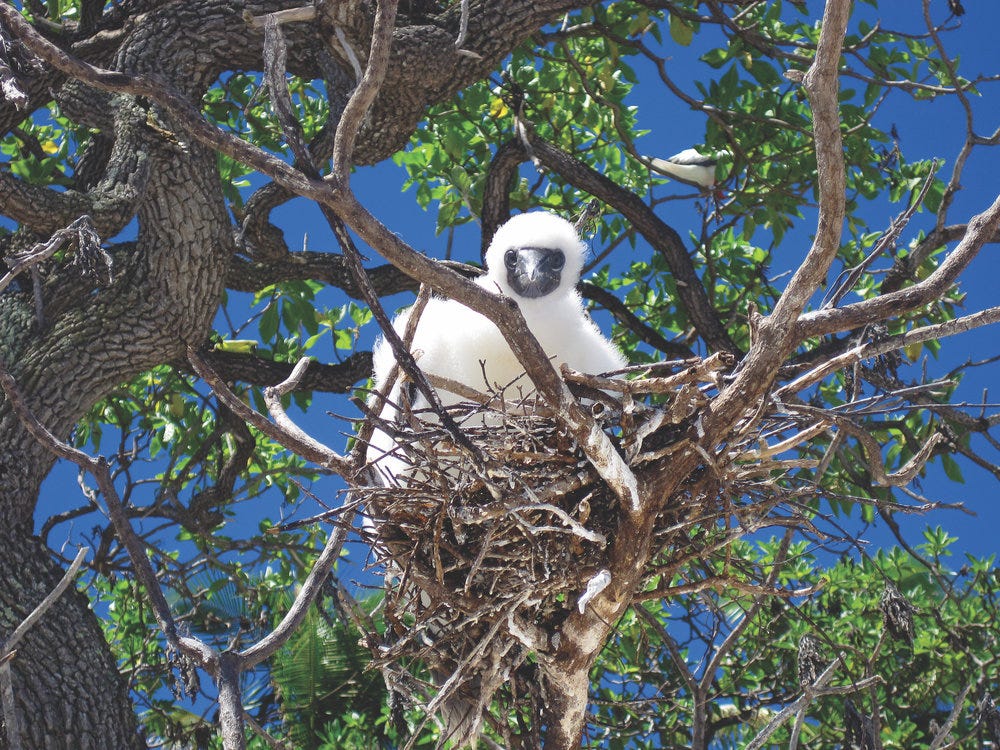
505;246;565;299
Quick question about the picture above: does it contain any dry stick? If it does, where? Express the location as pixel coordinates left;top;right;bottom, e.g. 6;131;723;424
352;284;432;467
786;399;946;487
245;5;316;29
561;351;732;394
779;304;1000;399
260;357;346;466
332;26;364;83
822;161;941;310
188;347;352;475
330;212;489;469
745;659;840;750
0;216;96;294
0;546;88;750
927;678;975;750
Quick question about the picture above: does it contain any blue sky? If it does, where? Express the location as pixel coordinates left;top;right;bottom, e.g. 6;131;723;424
30;1;1000;590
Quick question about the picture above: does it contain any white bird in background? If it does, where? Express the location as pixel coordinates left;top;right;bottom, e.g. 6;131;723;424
647;148;720;190
366;210;626;484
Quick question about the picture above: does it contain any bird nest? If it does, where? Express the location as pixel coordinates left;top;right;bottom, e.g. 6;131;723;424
356;355;753;733
358;395;624;737
364;400;618;617
354;350;947;743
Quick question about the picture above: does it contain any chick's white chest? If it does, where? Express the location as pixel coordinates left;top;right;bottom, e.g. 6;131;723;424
406;296;595;399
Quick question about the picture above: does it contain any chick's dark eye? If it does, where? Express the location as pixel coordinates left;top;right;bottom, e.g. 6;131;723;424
551;251;565;270
504;249;518;269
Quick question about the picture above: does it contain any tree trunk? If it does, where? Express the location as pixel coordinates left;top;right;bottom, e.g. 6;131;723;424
0;533;142;749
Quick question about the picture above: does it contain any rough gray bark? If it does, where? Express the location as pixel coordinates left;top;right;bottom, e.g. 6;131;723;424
0;535;141;749
0;0;588;745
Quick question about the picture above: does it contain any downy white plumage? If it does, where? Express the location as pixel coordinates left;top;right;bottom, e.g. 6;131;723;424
365;211;626;484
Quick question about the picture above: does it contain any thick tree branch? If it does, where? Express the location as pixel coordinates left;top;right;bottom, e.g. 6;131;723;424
0;147;148;237
191;348;372;393
480;138;524;257
226;252;414;295
702;0;851;440
331;0;398;184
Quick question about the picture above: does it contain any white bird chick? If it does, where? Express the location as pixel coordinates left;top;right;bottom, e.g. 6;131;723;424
366;211;626;483
648;148;720;189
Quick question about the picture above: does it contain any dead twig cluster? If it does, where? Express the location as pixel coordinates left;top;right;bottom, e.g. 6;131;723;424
356;345;938;738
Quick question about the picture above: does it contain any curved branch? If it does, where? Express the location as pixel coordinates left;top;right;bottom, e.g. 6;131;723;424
702;0;851;441
225;252;421;296
579;281;694;358
521;131;741;356
480;138;524;258
0;148;148;237
798;192;1000;339
191;348;372;393
331;0;399;183
187;347;353;476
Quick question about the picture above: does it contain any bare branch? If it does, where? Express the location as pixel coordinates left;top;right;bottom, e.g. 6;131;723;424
765;1;849;328
239;513;355;667
929;679;975;750
331;0;399;184
745;658;840;750
780;305;1000;398
244;5;316;29
187;347;353;476
0;360;214;668
798;193;1000;339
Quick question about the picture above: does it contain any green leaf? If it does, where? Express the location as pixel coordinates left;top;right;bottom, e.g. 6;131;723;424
669;12;694;46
